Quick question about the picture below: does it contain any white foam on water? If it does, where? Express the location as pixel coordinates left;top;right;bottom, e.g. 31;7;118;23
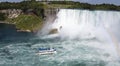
48;9;120;62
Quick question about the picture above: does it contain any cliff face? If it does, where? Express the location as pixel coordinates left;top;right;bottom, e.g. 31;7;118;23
0;8;59;33
0;8;59;20
37;8;60;35
0;9;22;18
44;8;59;23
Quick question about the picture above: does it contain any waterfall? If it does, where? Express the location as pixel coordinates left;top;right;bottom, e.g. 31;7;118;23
50;9;120;58
52;9;120;40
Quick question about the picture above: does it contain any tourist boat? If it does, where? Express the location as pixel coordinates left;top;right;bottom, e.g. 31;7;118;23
37;48;57;55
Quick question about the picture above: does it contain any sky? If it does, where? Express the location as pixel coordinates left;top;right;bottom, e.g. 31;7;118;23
0;0;120;5
74;0;120;5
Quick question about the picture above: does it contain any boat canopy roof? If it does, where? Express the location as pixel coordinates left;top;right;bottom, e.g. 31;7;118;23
39;48;50;50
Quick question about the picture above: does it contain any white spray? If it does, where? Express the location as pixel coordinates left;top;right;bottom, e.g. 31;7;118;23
51;9;120;58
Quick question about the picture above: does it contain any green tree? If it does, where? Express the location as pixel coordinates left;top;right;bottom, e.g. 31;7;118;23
0;13;6;21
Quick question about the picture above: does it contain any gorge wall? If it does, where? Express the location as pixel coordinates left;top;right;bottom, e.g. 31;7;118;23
0;9;22;18
0;8;59;33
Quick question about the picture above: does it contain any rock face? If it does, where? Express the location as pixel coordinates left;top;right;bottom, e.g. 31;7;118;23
44;8;59;16
0;9;22;18
49;28;58;34
0;8;59;34
38;8;59;35
44;8;59;22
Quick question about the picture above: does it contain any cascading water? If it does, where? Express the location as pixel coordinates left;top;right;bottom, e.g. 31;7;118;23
51;9;120;40
0;9;120;66
49;9;120;65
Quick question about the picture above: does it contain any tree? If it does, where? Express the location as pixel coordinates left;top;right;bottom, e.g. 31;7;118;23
0;13;6;21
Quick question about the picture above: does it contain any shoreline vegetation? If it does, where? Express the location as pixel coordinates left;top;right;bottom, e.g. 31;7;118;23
0;0;120;33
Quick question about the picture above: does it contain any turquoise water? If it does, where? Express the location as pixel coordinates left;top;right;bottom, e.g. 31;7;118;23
0;34;120;66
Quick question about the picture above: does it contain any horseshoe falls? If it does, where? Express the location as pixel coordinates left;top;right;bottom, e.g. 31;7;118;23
1;9;120;66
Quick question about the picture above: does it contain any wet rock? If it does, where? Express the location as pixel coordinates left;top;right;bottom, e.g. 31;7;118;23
49;28;58;34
